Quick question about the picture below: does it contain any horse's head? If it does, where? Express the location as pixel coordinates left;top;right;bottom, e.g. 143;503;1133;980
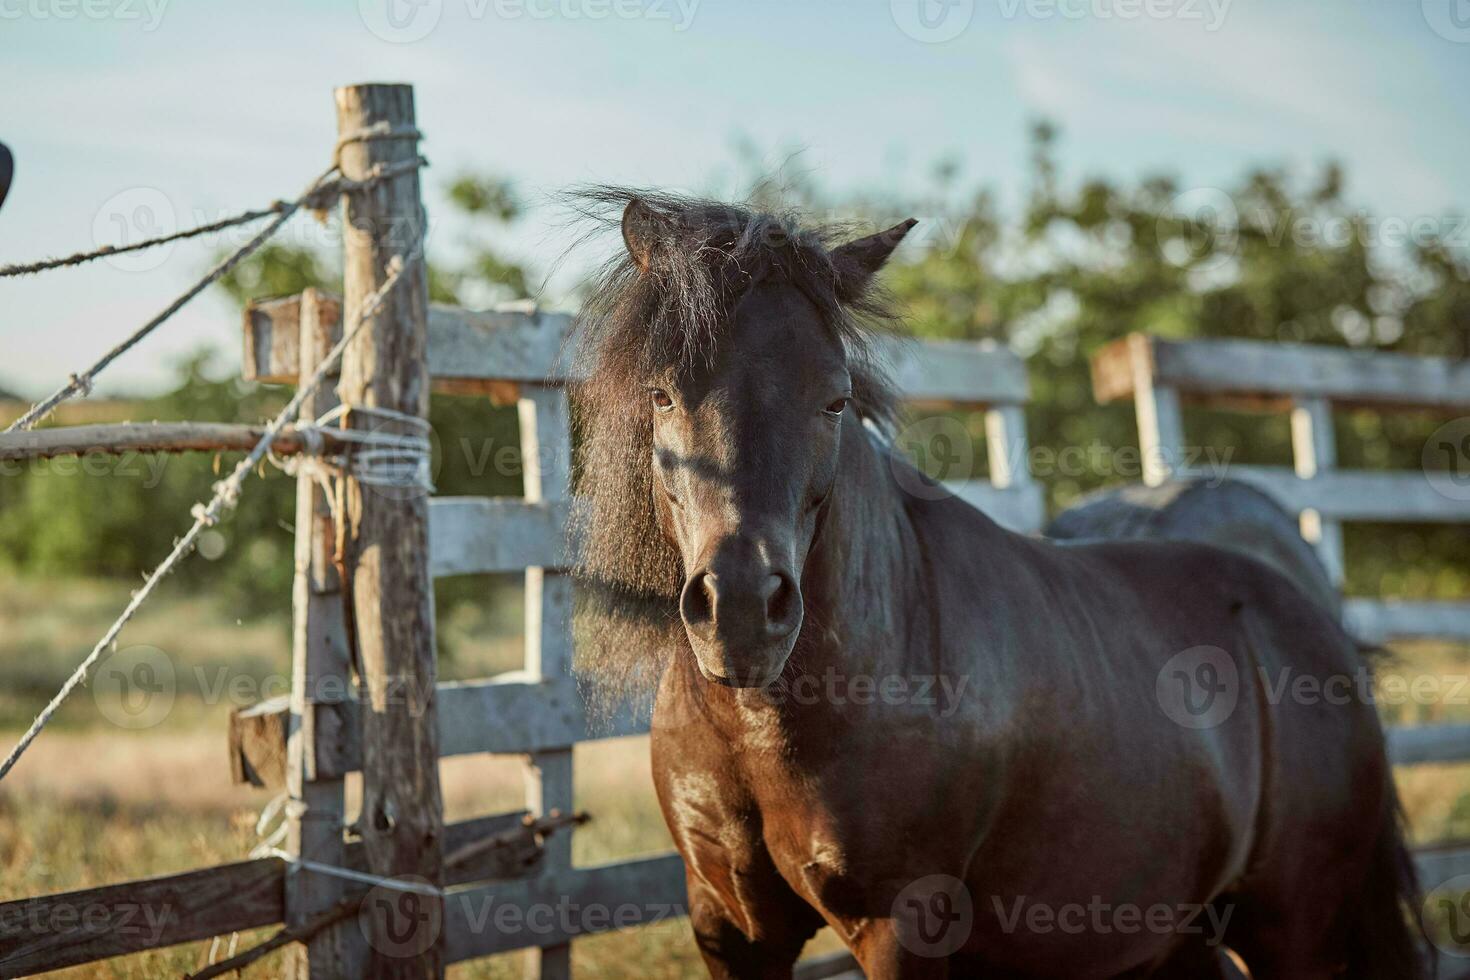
607;197;914;687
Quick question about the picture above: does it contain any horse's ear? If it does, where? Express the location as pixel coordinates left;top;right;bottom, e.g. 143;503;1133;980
831;219;917;301
621;198;665;274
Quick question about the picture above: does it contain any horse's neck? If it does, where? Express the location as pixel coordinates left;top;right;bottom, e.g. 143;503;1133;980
802;421;925;672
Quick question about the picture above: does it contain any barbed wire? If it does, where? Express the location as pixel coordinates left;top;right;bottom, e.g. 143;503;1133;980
0;236;424;784
2;155;425;434
0;204;292;279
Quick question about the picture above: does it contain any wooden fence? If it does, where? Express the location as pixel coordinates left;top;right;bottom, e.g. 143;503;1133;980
0;82;1041;978
230;293;1040;978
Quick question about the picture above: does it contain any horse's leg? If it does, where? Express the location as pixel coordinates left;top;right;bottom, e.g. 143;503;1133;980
845;922;951;980
686;875;814;980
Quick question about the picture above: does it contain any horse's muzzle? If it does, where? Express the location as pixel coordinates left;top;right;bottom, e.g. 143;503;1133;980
679;542;802;687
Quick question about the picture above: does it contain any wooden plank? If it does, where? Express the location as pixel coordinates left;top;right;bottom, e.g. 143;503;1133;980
874;335;1028;406
335;81;444;977
1092;334;1470;412
0;859;284;976
409;811;542;886
229;681;646;788
948;480;1046;534
1345;599;1470;643
284;287;361;979
517;387;576;980
244;292;573;386
984;404;1032;490
1388;724;1470;767
443;854;687;962
1290;396;1345;588
244;297;1029;406
244;294;307;382
1416;843;1470;888
1179;465;1470;524
428;497;571;577
0;421;353;462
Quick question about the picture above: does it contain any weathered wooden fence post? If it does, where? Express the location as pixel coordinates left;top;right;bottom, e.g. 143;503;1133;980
284;289;365;978
334;82;445;978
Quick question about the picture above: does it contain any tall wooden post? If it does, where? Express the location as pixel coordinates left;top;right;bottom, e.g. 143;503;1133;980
284;289;364;978
334;83;444;978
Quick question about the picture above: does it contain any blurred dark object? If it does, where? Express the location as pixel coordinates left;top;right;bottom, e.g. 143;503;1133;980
1046;478;1341;621
0;142;12;213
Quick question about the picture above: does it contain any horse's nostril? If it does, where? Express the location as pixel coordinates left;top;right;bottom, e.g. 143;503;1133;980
765;573;800;638
680;570;716;638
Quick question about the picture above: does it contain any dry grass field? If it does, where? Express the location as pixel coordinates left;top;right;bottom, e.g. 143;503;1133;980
1;570;1466;976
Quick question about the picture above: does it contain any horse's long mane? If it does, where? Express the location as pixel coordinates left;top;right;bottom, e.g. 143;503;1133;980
565;187;901;714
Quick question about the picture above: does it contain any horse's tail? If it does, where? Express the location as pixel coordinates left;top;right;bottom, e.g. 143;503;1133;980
1340;785;1431;979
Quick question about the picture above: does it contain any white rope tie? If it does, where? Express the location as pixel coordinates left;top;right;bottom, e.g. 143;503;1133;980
0;240;424;783
270;404;434;494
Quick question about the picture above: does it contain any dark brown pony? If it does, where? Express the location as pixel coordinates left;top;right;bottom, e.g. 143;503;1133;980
566;189;1424;978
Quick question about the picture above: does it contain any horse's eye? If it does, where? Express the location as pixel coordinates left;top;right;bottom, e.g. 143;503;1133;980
824;397;849;417
650;389;674;412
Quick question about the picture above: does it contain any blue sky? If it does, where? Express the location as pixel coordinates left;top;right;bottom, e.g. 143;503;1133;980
1;0;1466;395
